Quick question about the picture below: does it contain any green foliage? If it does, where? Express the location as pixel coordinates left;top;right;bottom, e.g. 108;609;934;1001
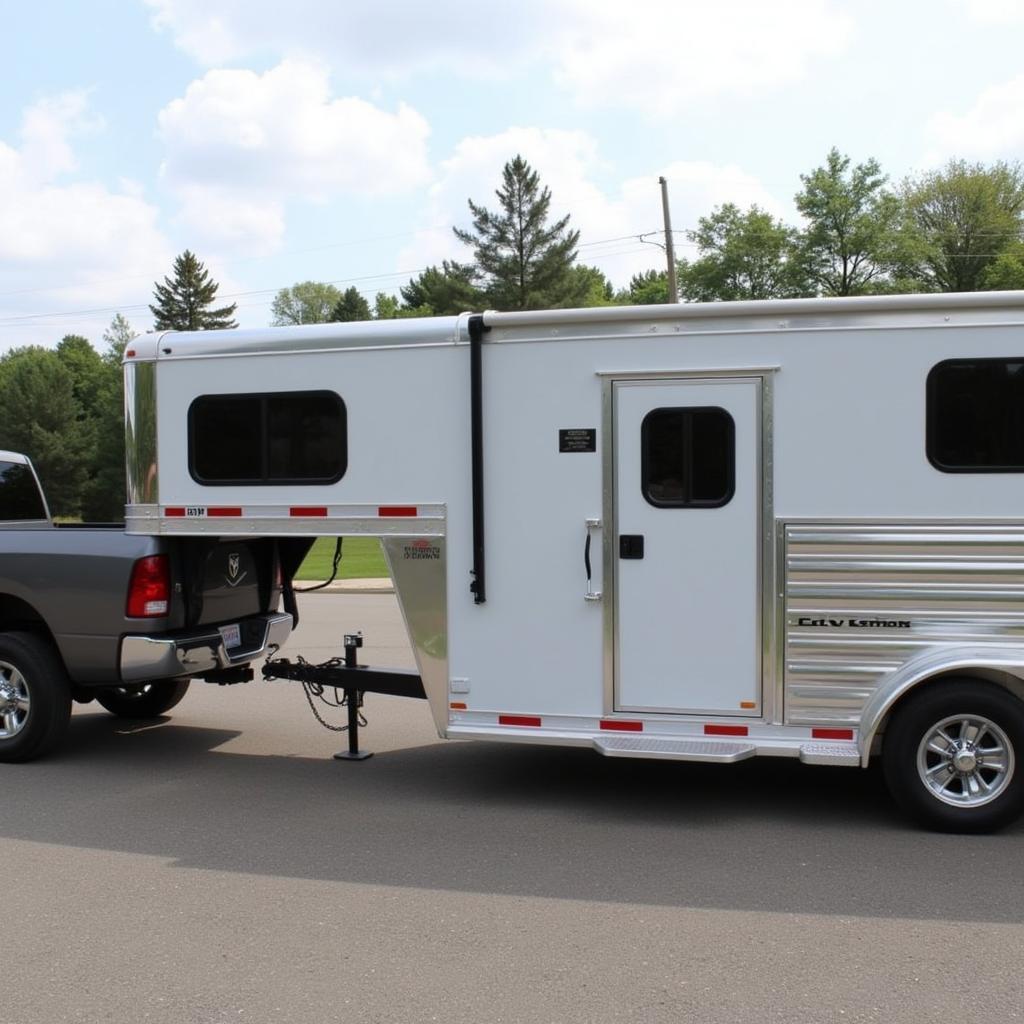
329;286;372;322
150;250;238;331
981;240;1024;290
903;160;1024;292
0;348;91;516
373;293;401;319
102;313;136;364
794;148;903;295
678;203;808;302
400;261;483;316
271;281;343;325
572;265;617;306
454;155;584;310
624;269;670;305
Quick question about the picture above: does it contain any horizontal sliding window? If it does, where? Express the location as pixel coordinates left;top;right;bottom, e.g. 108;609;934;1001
928;358;1024;472
641;406;735;508
189;391;347;485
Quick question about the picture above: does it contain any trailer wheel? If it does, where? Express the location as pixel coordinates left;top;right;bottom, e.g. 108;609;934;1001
0;632;72;762
95;679;191;719
882;679;1024;833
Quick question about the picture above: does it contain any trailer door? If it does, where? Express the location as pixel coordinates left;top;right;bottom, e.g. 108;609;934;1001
613;378;761;715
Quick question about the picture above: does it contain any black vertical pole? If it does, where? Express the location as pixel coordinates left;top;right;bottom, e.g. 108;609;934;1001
469;314;488;604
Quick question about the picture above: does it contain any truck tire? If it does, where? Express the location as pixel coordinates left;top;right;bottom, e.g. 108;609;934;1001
882;678;1024;833
95;679;191;719
0;632;72;762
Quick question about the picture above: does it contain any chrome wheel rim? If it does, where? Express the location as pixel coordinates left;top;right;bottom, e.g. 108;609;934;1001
917;714;1015;808
0;661;30;738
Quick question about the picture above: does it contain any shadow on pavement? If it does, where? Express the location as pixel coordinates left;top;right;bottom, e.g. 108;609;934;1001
4;711;1021;922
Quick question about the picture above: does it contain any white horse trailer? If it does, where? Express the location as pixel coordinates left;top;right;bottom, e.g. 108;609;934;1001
124;291;1024;832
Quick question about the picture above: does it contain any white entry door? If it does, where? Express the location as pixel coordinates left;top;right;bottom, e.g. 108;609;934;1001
614;378;761;715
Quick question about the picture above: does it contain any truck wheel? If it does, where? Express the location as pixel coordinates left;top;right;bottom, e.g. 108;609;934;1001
0;632;72;763
882;679;1024;833
95;679;191;719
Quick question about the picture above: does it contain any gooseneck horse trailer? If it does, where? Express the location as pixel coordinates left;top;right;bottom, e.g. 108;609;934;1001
124;291;1024;832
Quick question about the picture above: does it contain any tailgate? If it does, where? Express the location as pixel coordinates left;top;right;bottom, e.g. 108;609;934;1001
184;539;278;627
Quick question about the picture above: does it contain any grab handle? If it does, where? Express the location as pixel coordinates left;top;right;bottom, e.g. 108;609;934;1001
584;518;602;602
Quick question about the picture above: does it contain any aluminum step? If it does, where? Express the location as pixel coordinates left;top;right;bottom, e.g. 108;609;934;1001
799;742;861;767
594;735;756;763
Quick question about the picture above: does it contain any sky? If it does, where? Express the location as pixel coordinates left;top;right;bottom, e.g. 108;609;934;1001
2;0;1023;350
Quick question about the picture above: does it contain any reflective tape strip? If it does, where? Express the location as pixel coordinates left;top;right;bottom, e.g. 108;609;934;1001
498;714;541;728
705;724;749;736
811;728;854;740
599;719;643;732
378;506;418;517
164;507;186;517
208;507;243;517
289;507;328;517
450;701;468;711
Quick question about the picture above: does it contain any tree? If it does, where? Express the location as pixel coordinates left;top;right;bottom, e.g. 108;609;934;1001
677;203;808;302
270;281;343;326
981;240;1024;291
102;313;136;364
572;265;616;306
795;148;903;295
454;155;585;310
329;287;372;323
400;262;483;316
0;348;91;516
623;269;670;305
903;160;1024;292
150;250;237;331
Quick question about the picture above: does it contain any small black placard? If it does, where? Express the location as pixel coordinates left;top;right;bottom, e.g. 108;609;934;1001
559;428;596;453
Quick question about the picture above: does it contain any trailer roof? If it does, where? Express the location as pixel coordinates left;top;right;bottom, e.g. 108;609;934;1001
124;290;1024;362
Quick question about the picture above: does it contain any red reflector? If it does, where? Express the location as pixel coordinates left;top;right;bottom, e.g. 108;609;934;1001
812;728;854;740
498;715;541;728
126;554;170;618
289;507;327;517
208;507;242;517
600;719;643;732
164;508;185;517
705;724;749;736
450;702;467;711
125;349;135;358
378;506;417;517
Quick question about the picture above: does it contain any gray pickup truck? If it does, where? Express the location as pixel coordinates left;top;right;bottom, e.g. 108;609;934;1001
0;451;295;761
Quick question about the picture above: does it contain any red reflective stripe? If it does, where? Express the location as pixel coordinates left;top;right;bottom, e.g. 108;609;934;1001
450;702;467;711
164;507;185;517
600;719;643;732
498;715;541;728
812;728;854;740
704;724;749;736
378;506;417;517
290;507;328;517
207;507;243;517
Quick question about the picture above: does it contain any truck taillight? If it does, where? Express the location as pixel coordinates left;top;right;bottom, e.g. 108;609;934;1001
126;555;170;617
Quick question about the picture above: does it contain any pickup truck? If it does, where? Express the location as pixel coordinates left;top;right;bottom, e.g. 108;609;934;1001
0;451;295;761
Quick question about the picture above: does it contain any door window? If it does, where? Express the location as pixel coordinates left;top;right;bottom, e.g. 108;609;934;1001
641;406;735;508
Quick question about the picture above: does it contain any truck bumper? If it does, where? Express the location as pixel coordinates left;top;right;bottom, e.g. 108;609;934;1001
120;612;293;683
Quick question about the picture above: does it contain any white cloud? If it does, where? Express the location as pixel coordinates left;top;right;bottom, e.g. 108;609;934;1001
146;0;854;115
398;128;787;288
157;60;431;252
956;0;1024;22
925;74;1024;162
0;94;172;348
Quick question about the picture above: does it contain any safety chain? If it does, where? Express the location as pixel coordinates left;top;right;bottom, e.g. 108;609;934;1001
264;649;368;734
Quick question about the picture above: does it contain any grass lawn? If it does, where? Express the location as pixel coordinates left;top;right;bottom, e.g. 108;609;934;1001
294;536;390;581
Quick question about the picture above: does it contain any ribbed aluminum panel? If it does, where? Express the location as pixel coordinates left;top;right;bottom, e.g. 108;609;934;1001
784;523;1024;725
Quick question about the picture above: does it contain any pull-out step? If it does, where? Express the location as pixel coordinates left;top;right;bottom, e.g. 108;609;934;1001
594;735;756;763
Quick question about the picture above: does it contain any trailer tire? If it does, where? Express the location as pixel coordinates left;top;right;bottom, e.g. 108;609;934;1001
96;679;191;719
0;632;72;762
882;678;1024;833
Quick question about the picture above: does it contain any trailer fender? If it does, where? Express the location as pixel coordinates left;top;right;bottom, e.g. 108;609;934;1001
858;645;1024;766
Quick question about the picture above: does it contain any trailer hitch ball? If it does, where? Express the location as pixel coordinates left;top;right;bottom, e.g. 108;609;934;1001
343;633;363;668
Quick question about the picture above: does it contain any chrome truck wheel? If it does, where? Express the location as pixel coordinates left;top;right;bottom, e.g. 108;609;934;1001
883;679;1024;833
96;678;190;719
0;632;71;762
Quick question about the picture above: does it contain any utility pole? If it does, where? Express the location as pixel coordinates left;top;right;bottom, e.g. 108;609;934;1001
659;176;679;303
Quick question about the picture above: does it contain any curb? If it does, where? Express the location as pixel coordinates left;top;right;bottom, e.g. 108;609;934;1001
294;578;394;594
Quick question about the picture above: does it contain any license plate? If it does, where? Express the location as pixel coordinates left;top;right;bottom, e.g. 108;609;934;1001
219;623;241;649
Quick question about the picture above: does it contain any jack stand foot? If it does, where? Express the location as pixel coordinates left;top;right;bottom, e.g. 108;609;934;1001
333;749;373;761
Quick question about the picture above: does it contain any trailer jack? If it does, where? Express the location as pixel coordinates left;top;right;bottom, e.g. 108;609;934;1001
262;632;427;761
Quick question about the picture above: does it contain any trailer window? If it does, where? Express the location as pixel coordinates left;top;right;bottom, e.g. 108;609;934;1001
928;359;1024;472
189;391;347;484
642;407;735;508
0;461;46;520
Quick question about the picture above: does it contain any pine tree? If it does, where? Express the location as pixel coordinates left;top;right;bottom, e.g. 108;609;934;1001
329;287;372;323
149;250;238;331
454;155;585;310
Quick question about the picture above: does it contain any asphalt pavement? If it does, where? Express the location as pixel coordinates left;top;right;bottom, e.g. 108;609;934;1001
1;592;1022;1024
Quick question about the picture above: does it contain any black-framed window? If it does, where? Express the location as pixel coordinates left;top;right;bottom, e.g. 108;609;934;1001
641;406;735;508
927;358;1024;472
189;391;347;485
0;462;46;520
